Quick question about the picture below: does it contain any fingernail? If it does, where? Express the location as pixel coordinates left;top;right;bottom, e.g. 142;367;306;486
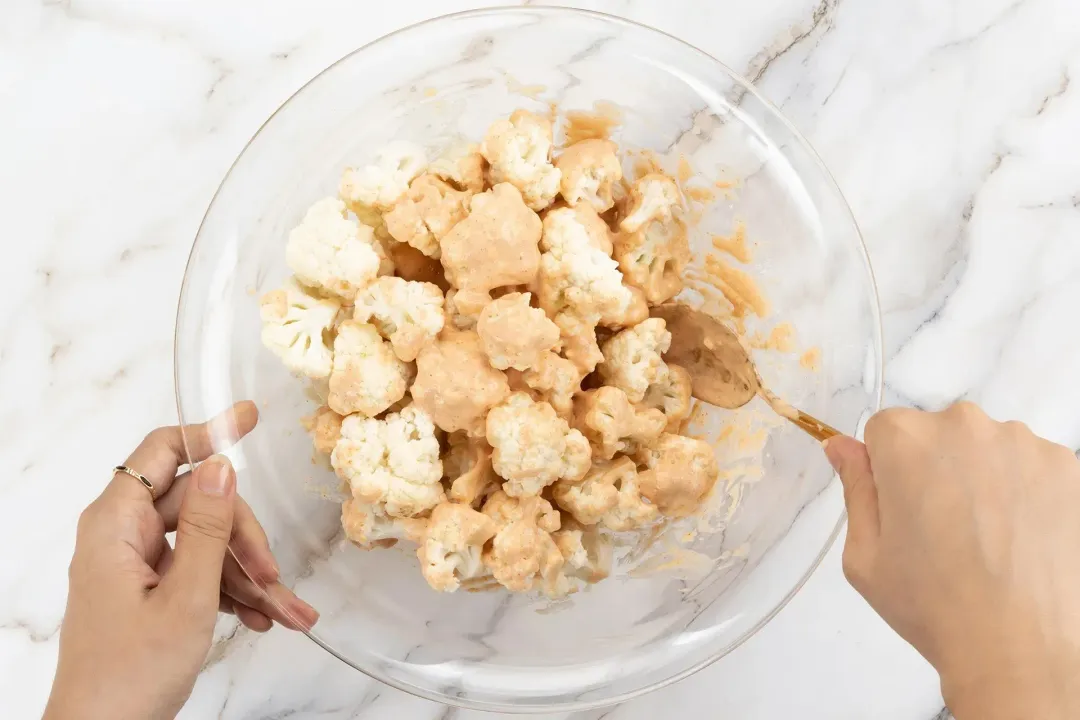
198;455;233;496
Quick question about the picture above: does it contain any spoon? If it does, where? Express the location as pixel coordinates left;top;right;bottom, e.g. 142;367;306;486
650;304;840;442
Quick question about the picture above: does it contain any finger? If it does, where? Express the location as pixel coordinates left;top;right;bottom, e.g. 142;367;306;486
157;456;237;614
105;401;259;506
222;555;319;631
824;436;880;549
158;479;278;585
234;603;273;633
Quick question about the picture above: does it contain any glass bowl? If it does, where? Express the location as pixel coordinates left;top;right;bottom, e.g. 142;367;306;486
175;7;882;713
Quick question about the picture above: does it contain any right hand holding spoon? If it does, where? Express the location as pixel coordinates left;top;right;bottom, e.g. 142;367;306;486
825;403;1080;720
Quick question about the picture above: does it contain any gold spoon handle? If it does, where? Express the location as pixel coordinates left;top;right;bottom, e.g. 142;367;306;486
787;408;840;443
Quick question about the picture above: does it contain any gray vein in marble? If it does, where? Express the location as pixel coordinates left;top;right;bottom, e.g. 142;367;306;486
930;0;1029;55
744;0;840;85
0;619;60;644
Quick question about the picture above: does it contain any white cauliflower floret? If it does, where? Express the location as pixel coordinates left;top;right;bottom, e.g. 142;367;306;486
552;458;622;526
285;198;381;299
481;110;561;211
481;491;567;596
354;277;445;362
555;139;622;212
259;277;341;379
383;174;471;258
328;320;411;417
417;502;497;592
573;386;667;460
637;433;719;518
522;351;582;419
486;392;591;497
642;363;693;432
339;141;428;211
430;142;487;193
537;205;634;325
615;174;690;304
598;318;672;403
477;292;560;371
598;457;659;531
332;406;445;518
341;497;427;549
553;519;612;585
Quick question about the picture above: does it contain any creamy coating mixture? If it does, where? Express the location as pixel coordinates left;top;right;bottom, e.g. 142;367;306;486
261;108;738;597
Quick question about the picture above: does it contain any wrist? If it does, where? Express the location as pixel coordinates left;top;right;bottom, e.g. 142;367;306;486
942;657;1080;720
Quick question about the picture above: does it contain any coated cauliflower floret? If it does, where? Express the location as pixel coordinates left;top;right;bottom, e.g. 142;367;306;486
339;141;428;211
554;312;604;374
303;405;344;455
430;142;487;193
553;519;613;585
573;386;667;460
552;458;622;526
259;277;341;379
642;363;693;432
328;320;411;417
555;139;622;212
387;241;450;292
597;456;659;531
476;292;560;371
353;277;445;362
522;351;582;419
384;174;471;258
417;502;498;592
342;498;427;549
331;406;445;518
615;174;690;304
481;109;561;211
598;318;672;403
481;491;567;595
637;433;719;517
285;198;381;299
444;435;500;507
411;328;510;436
486;392;591;497
440;183;542;310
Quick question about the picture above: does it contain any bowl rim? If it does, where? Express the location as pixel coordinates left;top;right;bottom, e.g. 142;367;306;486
175;4;884;713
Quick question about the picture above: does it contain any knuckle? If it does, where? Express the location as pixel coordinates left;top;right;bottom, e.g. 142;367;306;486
864;408;914;446
841;543;870;589
946;401;984;423
1001;419;1031;440
177;509;231;542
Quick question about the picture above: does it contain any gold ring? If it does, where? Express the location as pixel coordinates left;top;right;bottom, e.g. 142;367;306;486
114;465;155;497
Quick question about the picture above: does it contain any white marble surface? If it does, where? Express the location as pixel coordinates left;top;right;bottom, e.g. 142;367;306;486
3;0;1080;717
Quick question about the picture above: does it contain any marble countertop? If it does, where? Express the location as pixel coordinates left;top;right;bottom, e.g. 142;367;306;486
4;0;1079;717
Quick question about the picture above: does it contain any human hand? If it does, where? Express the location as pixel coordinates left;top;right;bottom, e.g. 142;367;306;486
825;403;1080;720
44;402;319;720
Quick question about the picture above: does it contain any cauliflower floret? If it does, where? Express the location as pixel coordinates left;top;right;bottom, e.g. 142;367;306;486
285;198;381;299
440;183;542;308
597;457;659;531
481;109;561;211
384;174;471;258
615;174;690;304
417;502;498;592
598;318;672;403
642;363;693;432
555;139;622;212
342;498;428;549
331;406;445;518
553;519;613;585
339;141;428;211
328;320;411;417
554;312;604;374
259;277;341;379
444;435;500;507
552;458;623;526
353;277;445;362
481;491;567;595
476;292;560;371
302;405;344;455
637;433;719;517
486;392;591;497
573;386;667;460
430;142;487;193
522;351;582;419
411;328;510;436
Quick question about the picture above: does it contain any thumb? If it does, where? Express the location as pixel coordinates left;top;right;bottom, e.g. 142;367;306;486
159;455;236;612
824;435;880;556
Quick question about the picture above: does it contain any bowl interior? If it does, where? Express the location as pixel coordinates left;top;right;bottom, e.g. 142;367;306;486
175;8;881;712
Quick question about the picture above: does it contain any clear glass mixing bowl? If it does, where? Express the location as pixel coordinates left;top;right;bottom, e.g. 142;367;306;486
175;7;882;713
